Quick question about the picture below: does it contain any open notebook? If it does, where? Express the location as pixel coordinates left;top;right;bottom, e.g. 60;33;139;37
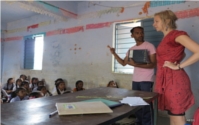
56;101;113;115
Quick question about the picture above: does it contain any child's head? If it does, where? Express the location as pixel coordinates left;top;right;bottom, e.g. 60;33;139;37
56;81;66;91
7;78;14;84
29;92;42;99
107;81;118;88
75;80;84;90
16;79;22;86
21;81;29;89
31;77;38;84
37;86;47;95
55;78;64;86
20;74;27;81
15;88;27;99
37;81;44;87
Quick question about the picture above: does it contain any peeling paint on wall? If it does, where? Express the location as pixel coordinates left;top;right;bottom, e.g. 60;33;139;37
50;41;62;67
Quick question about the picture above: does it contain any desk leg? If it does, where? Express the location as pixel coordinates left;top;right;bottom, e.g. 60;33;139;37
154;98;158;125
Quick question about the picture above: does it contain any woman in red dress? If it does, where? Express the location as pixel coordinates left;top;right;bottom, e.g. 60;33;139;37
153;10;199;125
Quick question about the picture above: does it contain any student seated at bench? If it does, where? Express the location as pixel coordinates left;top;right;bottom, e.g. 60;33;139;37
29;92;43;99
52;81;69;95
12;79;22;91
37;86;52;97
32;80;44;92
52;78;64;93
9;88;28;103
21;81;31;95
107;80;119;88
19;74;27;82
3;78;14;95
73;80;85;92
30;77;38;91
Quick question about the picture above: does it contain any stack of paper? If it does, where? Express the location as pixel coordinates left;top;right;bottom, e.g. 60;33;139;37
120;97;149;106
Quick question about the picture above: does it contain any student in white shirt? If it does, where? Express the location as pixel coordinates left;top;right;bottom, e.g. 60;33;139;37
29;77;38;91
52;81;67;96
12;79;22;91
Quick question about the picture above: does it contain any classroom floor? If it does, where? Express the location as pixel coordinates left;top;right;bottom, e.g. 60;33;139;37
114;114;170;125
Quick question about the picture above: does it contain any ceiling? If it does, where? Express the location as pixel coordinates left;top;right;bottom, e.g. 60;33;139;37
1;1;81;28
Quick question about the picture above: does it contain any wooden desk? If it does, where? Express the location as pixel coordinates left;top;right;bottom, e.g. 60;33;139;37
1;87;158;125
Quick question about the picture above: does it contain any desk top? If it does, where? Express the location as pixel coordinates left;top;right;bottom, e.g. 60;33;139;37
1;87;158;125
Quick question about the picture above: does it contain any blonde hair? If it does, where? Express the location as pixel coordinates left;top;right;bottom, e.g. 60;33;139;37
154;10;178;29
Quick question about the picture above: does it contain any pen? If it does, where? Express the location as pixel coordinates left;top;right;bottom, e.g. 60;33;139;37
49;110;58;118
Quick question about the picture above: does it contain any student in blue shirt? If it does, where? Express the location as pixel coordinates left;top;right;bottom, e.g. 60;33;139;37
10;88;28;103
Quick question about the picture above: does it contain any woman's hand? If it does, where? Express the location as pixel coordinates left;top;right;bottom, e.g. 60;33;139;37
163;61;179;70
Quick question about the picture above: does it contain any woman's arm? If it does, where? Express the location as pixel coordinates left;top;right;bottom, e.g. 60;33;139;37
163;35;199;70
176;35;199;68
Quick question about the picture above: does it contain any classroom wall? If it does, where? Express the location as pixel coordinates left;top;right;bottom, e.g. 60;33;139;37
46;1;78;13
1;1;199;119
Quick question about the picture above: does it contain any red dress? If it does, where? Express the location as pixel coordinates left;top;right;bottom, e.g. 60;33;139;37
155;30;195;114
193;108;199;125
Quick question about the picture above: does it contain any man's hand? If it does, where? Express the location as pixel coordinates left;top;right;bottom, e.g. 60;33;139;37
107;45;115;54
107;45;127;66
128;58;136;66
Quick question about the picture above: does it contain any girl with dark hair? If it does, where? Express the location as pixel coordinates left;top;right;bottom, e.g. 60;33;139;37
73;80;85;92
52;81;67;96
30;77;38;91
19;74;27;81
12;79;22;91
21;81;31;95
29;92;42;99
52;78;64;94
9;88;28;103
54;78;64;86
37;86;52;97
32;80;44;92
3;78;14;94
107;81;119;88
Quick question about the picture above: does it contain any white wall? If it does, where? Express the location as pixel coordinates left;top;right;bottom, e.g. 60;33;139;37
1;1;199;119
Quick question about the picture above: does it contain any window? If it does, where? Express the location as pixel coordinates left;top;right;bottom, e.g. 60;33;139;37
24;34;44;70
113;18;163;74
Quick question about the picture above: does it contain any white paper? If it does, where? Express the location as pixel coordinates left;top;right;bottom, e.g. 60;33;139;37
120;97;149;106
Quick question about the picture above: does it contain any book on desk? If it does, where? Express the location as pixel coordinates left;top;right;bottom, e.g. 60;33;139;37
56;101;113;115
